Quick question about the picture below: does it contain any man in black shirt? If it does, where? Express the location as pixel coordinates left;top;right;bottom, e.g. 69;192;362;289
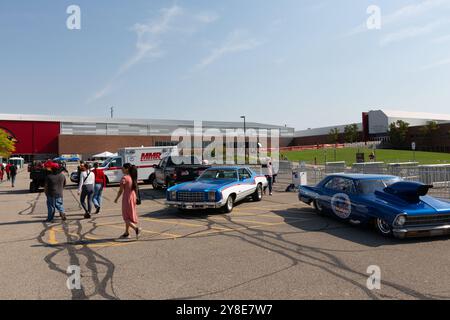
9;164;17;187
44;167;67;222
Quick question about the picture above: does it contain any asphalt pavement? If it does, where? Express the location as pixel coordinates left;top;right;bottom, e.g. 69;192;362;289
0;170;449;300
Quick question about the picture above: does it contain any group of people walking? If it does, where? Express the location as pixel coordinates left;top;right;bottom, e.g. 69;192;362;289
0;163;18;187
44;161;141;240
77;162;106;218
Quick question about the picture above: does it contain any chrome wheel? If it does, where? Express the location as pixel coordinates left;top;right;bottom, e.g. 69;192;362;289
313;199;324;215
376;218;392;236
223;196;234;213
252;184;263;202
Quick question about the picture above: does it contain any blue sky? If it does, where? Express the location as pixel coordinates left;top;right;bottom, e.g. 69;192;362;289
1;0;450;130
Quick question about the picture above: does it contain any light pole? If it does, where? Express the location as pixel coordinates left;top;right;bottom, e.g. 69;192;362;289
241;116;247;164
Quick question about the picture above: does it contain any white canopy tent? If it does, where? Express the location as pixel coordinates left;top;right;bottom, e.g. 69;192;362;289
92;151;117;159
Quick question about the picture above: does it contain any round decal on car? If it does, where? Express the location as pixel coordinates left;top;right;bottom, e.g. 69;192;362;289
331;193;352;219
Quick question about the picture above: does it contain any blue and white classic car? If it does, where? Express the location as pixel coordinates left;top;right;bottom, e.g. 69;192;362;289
299;174;450;238
166;166;268;213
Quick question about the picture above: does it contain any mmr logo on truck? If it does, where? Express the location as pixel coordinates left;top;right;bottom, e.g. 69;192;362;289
141;152;162;162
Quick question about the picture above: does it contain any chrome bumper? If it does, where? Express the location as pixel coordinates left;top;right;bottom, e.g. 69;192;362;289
393;224;450;239
166;201;223;210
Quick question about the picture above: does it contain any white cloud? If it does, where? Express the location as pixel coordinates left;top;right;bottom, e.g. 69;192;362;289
196;30;265;70
346;0;450;37
383;0;449;25
89;5;217;102
379;20;446;46
432;34;450;43
420;57;450;70
195;12;219;24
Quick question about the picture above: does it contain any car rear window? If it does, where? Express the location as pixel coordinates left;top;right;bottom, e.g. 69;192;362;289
356;178;400;194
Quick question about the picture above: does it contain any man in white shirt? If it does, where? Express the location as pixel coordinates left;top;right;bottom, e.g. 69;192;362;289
263;157;274;196
78;163;96;218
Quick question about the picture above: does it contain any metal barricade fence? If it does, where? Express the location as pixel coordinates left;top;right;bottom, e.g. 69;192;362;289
280;161;450;199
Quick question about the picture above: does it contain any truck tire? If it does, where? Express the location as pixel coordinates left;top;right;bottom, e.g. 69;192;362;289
151;176;161;190
30;181;38;193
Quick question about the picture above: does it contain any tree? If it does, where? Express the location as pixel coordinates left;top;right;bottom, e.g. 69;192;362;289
420;121;440;138
388;120;409;147
328;128;340;144
344;123;359;143
0;129;15;159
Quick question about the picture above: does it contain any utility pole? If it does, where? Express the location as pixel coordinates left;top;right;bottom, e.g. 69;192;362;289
241;115;247;164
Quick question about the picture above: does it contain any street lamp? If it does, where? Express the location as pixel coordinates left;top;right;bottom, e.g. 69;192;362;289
241;116;247;164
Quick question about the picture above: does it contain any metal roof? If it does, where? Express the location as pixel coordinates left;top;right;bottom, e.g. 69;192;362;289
0;113;293;130
376;109;450;121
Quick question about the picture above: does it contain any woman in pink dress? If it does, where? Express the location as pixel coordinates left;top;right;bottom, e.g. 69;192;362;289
114;163;141;239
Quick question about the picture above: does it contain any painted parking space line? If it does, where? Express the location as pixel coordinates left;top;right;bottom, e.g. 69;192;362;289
191;218;308;237
49;223;181;248
45;210;310;248
141;217;230;230
100;222;182;239
48;227;58;245
209;217;286;226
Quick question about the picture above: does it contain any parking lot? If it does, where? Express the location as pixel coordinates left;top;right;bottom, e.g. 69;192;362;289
1;170;449;300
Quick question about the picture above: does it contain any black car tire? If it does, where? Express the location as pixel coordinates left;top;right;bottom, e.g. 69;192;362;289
29;181;38;193
375;218;393;237
151;176;161;190
222;196;234;213
252;184;263;202
313;199;325;215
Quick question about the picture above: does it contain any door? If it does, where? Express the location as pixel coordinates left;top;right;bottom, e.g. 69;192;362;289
323;177;357;220
237;168;255;200
155;158;167;184
106;157;123;183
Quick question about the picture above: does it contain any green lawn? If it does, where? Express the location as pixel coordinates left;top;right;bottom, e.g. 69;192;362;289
281;148;450;166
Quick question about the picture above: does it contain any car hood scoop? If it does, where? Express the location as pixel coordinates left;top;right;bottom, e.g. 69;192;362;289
378;181;433;203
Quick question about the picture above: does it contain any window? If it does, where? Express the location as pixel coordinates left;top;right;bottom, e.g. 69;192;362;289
355;178;401;194
325;177;355;193
199;169;238;180
238;168;252;180
109;158;122;168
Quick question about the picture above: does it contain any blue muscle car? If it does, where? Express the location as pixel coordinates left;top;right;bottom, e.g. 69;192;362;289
166;166;268;213
298;174;450;238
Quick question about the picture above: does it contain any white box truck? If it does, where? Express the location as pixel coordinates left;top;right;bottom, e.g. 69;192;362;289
71;146;178;185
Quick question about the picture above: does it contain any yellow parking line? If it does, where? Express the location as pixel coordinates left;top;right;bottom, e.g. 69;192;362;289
234;206;302;212
210;217;281;226
192;219;306;237
141;217;230;231
102;223;182;239
48;227;58;245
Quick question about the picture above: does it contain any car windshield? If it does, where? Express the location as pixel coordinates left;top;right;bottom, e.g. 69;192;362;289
199;169;238;180
355;178;401;194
